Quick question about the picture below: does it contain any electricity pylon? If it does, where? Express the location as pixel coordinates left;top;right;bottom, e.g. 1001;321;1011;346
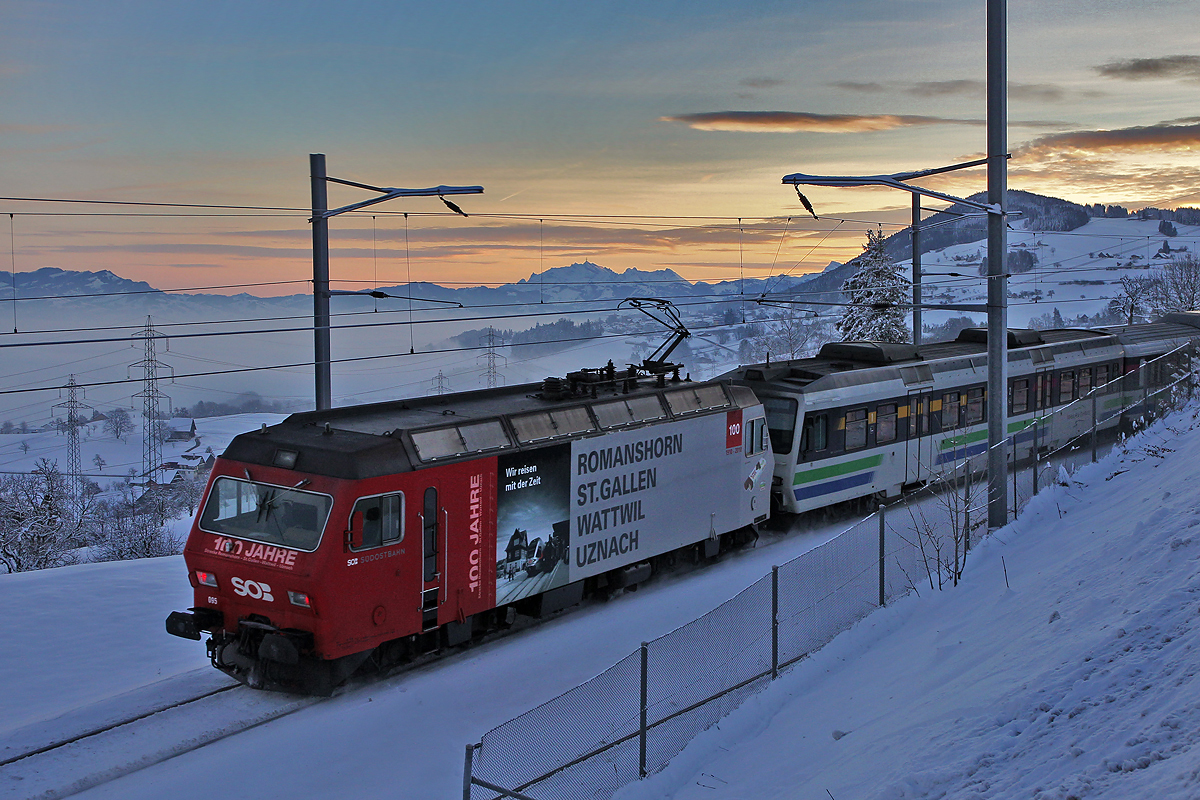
130;317;172;485
478;327;507;388
52;375;93;514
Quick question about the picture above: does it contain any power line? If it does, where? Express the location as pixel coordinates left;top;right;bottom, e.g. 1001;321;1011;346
0;314;796;398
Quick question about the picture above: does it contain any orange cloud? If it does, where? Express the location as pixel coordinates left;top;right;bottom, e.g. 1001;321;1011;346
1020;121;1200;155
659;111;980;133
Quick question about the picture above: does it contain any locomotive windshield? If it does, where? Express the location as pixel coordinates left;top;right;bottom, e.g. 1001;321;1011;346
761;395;799;454
199;477;332;552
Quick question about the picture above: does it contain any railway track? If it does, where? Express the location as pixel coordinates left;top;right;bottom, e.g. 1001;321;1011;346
0;676;321;800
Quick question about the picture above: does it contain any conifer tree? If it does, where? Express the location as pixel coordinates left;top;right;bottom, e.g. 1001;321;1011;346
837;228;911;343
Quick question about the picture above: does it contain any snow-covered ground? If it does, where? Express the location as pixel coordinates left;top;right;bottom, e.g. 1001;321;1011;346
0;405;1198;798
620;407;1200;800
910;216;1200;330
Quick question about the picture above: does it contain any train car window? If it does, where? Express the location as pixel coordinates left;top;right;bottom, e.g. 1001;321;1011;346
665;384;729;415
746;417;768;455
411;427;466;460
800;413;827;455
845;408;868;450
350;493;404;550
876;404;898;444
459;420;512;451
1078;368;1092;396
1096;364;1109;391
941;392;959;429
1059;371;1075;404
762;395;799;453
1043;374;1054;408
199;477;331;552
1012;379;1029;414
965;388;985;425
909;396;928;435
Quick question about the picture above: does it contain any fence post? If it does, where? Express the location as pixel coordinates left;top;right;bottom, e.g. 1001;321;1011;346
878;507;886;607
1011;435;1018;519
771;565;779;680
639;641;648;778
463;744;475;800
1033;418;1040;496
1090;391;1098;463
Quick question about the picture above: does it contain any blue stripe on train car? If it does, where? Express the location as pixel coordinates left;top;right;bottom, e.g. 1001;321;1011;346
936;427;1042;466
935;441;989;465
794;470;875;501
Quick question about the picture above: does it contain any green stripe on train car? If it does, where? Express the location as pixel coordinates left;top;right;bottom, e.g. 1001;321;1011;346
793;454;884;485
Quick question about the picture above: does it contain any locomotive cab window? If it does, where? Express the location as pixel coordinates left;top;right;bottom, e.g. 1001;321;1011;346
762;395;799;454
746;416;768;456
844;408;868;450
349;493;404;550
876;403;897;444
799;413;827;456
198;477;332;552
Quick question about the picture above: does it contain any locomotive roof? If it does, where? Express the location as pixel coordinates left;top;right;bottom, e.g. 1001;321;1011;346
222;373;758;480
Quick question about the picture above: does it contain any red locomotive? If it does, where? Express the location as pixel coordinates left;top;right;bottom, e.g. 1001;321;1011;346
167;365;772;694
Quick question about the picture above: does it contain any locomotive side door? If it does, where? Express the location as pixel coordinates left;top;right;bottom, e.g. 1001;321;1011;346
419;482;444;632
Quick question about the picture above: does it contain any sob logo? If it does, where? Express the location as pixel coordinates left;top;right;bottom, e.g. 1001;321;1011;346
231;577;274;602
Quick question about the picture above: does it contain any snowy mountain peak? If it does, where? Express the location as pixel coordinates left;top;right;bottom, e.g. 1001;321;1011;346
0;267;160;299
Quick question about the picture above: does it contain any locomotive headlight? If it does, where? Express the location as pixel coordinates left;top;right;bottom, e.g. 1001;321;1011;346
196;570;218;588
288;591;312;609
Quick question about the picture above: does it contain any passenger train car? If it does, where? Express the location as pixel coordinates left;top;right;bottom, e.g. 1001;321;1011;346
167;366;772;693
721;312;1200;516
167;313;1200;694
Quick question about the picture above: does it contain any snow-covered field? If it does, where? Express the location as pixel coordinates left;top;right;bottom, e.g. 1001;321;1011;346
1;404;1198;798
911;216;1200;330
621;408;1200;800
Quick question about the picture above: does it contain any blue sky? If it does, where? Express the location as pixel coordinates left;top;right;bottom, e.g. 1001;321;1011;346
3;0;1199;289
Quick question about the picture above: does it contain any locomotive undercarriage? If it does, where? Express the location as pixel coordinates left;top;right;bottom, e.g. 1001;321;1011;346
207;616;369;696
183;524;763;696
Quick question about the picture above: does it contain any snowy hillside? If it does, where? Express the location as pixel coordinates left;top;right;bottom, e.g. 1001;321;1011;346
621;407;1200;800
908;216;1200;330
1;404;1199;798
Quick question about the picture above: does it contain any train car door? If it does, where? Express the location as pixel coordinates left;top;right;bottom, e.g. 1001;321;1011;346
1034;367;1053;452
419;482;444;631
904;390;928;485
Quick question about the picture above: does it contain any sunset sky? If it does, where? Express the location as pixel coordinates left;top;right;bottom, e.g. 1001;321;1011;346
3;0;1200;294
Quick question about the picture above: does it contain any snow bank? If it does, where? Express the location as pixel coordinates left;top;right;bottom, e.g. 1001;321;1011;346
621;407;1200;800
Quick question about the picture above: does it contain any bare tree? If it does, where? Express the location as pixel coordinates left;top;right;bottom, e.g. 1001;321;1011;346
103;408;134;442
19;441;30;455
0;459;86;573
92;454;106;472
1111;275;1155;324
765;312;831;361
1150;255;1200;316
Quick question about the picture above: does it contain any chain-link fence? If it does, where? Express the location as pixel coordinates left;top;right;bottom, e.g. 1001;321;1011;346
464;344;1197;800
